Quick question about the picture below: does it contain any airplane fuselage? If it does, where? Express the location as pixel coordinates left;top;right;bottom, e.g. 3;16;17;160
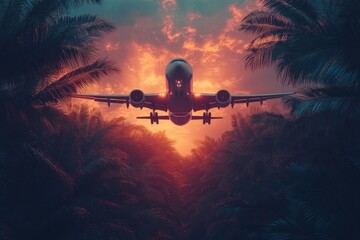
165;58;194;125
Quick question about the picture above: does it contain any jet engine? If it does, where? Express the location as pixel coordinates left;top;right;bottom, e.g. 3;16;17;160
129;89;145;108
216;90;231;107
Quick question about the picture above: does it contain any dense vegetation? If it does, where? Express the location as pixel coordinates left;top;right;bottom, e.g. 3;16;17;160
1;0;360;240
1;105;183;239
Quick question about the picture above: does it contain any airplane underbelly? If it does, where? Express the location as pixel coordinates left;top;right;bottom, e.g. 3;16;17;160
168;95;193;113
168;95;193;125
169;112;192;126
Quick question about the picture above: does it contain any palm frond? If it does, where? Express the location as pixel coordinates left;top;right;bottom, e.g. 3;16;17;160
47;14;115;47
241;0;360;89
250;112;289;137
240;10;292;35
284;86;360;118
264;216;325;240
22;142;71;182
14;0;104;44
31;14;115;73
275;36;357;86
0;5;115;100
33;59;119;104
18;0;68;31
263;0;320;27
287;162;316;176
245;42;280;70
0;0;29;36
265;218;296;240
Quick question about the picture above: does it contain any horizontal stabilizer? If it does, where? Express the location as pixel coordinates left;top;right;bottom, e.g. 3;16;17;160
137;116;170;120
192;116;223;120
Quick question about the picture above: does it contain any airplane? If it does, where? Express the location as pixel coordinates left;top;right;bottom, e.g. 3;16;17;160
73;58;293;126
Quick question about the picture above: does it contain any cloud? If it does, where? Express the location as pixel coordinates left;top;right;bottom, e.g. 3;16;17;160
72;0;293;154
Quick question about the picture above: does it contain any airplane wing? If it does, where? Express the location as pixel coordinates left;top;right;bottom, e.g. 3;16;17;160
193;92;293;112
72;93;168;112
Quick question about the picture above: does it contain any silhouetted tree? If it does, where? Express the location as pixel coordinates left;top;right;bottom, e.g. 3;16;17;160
0;1;183;238
264;160;360;240
238;3;360;238
0;0;117;136
2;1;360;240
240;0;360;117
0;106;183;239
182;106;360;240
182;113;292;240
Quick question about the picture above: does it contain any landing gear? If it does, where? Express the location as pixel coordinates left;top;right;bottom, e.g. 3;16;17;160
203;111;212;125
150;111;159;124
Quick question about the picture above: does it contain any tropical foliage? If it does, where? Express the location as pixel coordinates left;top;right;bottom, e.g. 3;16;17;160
240;0;360;118
183;111;360;240
0;105;182;239
1;0;360;240
177;0;360;239
0;0;118;135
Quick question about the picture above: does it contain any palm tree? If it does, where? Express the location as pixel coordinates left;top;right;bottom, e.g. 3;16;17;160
0;0;118;136
183;109;360;239
58;106;183;240
264;160;360;240
0;1;184;239
1;106;183;239
240;4;360;239
240;0;360;117
182;113;292;240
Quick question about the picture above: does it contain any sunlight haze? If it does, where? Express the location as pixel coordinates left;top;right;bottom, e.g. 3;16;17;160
74;0;292;154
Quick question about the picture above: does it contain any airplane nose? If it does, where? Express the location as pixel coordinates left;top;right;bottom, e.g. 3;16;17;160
165;60;192;80
173;64;187;77
175;63;184;71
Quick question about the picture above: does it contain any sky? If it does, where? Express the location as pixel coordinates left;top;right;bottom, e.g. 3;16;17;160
73;0;293;155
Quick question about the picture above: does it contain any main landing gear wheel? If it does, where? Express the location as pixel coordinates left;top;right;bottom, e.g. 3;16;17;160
203;112;211;125
150;112;159;124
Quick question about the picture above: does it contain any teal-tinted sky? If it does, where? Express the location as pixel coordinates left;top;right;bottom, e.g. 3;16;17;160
73;0;292;154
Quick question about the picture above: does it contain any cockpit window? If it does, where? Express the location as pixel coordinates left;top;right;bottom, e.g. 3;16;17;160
170;58;187;64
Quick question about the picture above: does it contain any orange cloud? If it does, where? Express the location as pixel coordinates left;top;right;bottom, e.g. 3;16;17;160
75;0;291;155
105;41;120;51
161;0;181;42
161;0;177;9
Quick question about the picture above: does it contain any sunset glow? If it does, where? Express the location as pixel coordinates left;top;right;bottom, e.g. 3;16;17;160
3;0;358;239
74;0;291;154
